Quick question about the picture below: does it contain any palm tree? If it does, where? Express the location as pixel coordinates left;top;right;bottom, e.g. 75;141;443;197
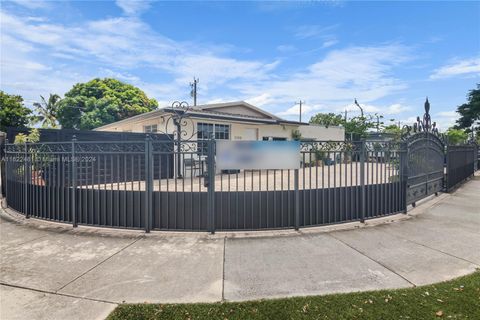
33;94;61;128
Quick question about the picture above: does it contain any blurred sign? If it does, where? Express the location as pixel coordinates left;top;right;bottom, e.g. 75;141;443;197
216;141;300;170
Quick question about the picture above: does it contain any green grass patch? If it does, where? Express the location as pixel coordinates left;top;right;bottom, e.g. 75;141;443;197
108;270;480;320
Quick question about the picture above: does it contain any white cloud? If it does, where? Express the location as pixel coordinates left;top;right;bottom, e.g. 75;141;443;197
0;9;280;104
292;24;339;50
322;39;338;48
430;57;480;79
337;102;410;116
115;0;151;16
386;103;411;114
25;16;48;22
432;111;458;130
1;9;412;122
168;55;279;88
277;103;325;117
245;93;277;107
293;24;338;39
99;68;141;83
436;111;457;118
8;0;49;9
236;44;410;119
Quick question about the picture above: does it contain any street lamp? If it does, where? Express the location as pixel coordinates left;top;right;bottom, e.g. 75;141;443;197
354;98;364;118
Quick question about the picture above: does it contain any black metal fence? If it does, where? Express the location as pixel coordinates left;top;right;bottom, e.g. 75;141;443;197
4;139;407;232
3;138;477;233
446;144;476;191
405;132;445;206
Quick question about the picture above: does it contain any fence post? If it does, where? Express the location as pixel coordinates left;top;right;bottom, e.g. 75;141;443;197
400;142;408;213
206;138;216;234
359;140;366;223
472;145;477;173
4;139;8;207
24;142;29;218
294;168;300;230
71;136;77;227
144;135;153;233
474;144;478;172
445;144;450;192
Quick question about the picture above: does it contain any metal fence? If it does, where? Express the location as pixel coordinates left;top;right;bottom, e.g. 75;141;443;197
446;144;476;191
5;138;408;232
404;132;445;206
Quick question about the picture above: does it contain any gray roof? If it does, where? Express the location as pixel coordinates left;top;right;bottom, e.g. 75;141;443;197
95;101;308;130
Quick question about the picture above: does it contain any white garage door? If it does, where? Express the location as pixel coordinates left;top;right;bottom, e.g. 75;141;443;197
243;128;258;141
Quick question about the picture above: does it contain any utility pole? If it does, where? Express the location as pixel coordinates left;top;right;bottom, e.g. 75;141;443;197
295;100;305;123
190;77;199;106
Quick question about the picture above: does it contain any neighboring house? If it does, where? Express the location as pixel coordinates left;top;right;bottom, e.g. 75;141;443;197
366;132;396;142
94;101;345;142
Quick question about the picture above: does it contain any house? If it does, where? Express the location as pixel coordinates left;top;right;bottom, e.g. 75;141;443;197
94;101;345;142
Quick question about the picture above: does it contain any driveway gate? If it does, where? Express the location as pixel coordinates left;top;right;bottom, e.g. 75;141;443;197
404;99;445;206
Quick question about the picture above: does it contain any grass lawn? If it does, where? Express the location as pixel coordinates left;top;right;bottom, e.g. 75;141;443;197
108;270;480;320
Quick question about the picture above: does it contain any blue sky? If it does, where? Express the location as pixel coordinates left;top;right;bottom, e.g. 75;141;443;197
1;0;479;129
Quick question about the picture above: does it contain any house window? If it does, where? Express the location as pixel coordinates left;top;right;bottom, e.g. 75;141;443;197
214;124;230;140
197;123;214;140
197;123;230;155
197;123;230;140
144;124;157;133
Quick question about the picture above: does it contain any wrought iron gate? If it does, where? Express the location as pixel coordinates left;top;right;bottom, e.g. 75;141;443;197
404;99;445;206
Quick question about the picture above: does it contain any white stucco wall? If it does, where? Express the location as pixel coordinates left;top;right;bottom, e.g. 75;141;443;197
298;125;344;141
96;115;348;177
95;115;300;141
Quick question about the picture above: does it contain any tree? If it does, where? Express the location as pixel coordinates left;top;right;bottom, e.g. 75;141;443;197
0;91;32;133
291;129;302;141
14;128;40;144
382;124;404;141
309;113;344;127
455;84;480;133
445;128;468;145
342;115;377;140
310;112;378;140
32;94;61;128
57;78;158;130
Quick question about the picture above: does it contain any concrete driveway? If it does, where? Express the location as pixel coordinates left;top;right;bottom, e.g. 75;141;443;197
1;176;479;320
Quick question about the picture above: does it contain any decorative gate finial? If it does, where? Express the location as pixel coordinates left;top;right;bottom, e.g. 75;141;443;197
402;97;439;137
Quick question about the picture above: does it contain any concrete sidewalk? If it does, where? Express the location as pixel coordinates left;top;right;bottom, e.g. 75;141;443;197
1;176;479;320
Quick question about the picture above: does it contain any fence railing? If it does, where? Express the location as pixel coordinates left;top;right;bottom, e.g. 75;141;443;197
446;144;476;191
3;138;477;233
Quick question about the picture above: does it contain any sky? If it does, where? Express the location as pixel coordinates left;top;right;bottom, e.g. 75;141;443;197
1;0;479;130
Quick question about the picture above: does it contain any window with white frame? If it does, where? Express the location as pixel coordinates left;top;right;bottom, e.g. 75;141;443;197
197;122;230;155
144;124;157;133
197;123;230;140
214;124;230;140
